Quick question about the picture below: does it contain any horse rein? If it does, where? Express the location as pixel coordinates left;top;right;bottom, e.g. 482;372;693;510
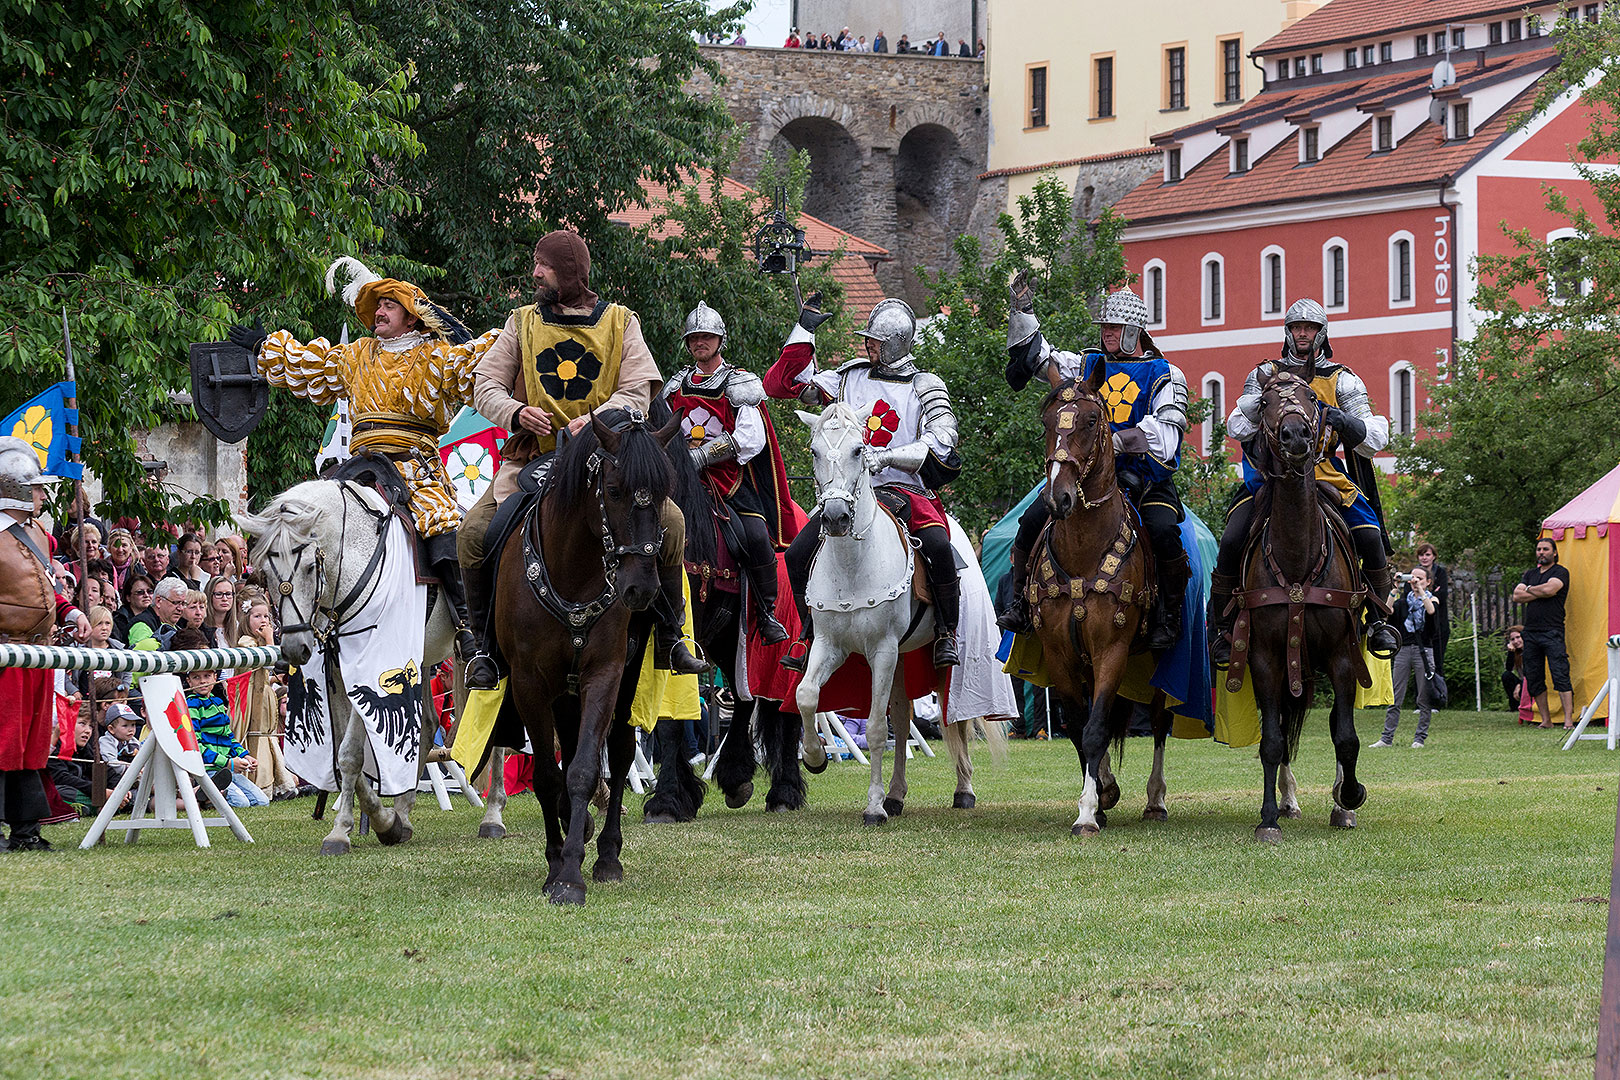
266;483;392;649
1047;382;1114;511
1259;373;1325;480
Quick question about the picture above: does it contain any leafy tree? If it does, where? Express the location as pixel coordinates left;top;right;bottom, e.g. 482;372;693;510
1396;13;1620;571
1177;403;1236;530
1;0;420;523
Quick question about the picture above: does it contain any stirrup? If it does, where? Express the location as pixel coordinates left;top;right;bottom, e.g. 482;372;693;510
1366;620;1400;661
465;652;501;692
780;638;810;673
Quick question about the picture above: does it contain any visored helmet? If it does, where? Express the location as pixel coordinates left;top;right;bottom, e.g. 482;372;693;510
0;435;52;515
1282;298;1331;361
855;298;917;370
682;300;727;344
1099;289;1149;354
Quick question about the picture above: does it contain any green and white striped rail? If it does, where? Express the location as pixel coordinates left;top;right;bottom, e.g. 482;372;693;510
0;644;283;674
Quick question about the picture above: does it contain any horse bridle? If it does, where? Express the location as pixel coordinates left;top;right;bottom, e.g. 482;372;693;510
814;425;873;541
1259;373;1325;479
1047;383;1114;511
264;485;391;649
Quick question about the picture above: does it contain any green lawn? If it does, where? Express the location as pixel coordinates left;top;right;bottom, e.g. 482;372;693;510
1;709;1613;1080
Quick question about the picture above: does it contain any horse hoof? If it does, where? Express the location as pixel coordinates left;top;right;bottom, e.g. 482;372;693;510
476;823;507;840
1098;784;1121;812
318;840;350;856
725;782;754;809
1255;826;1283;844
548;882;587;906
1142;807;1168;822
1071;822;1101;837
1333;781;1368;811
592;862;623;884
804;755;829;776
862;812;888;827
767;803;794;814
882;797;904;817
1282;806;1303;820
376;822;412;847
643;812;682;825
1330;808;1357;829
952;792;976;810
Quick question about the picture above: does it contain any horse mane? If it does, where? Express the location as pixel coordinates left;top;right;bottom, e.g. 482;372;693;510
240;493;324;568
551;407;674;516
817;401;864;442
650;397;717;567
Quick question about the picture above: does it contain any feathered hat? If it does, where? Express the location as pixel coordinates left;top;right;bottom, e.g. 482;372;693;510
324;257;474;345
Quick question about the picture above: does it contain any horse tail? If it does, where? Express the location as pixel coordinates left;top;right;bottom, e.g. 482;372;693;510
1282;678;1312;763
978;716;1009;766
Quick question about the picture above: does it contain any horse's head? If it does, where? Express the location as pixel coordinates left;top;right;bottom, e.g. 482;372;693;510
577;410;678;611
1040;369;1111;520
799;403;870;537
240;491;329;667
1257;369;1321;474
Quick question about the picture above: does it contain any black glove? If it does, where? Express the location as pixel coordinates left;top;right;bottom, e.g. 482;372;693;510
1322;406;1367;449
797;292;833;333
228;318;267;355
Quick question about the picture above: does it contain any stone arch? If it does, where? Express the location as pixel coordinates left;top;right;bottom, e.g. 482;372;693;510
892;121;975;308
767;107;867;236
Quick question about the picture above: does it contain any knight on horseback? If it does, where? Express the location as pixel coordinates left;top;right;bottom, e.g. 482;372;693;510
228;257;500;681
457;230;703;689
1207;298;1400;664
660;301;790;645
1000;274;1192;652
764;293;964;671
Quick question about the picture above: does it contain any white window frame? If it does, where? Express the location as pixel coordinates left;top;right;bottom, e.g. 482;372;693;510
1260;245;1286;320
1388;362;1417;436
1388;230;1416;308
1143;259;1168;329
1299;126;1319;163
1201;253;1226;326
1547;227;1591;302
1322;237;1349;313
1201;372;1226;455
1372;113;1394;153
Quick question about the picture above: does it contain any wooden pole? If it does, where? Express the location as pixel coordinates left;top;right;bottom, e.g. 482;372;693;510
60;308;105;821
1596;777;1620;1078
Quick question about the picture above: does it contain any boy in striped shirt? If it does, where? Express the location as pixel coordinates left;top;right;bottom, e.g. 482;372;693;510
185;667;255;795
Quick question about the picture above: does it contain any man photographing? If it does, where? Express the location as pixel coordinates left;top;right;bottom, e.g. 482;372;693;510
1512;537;1574;729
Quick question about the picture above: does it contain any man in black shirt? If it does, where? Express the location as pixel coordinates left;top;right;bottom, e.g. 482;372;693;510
1512;537;1573;728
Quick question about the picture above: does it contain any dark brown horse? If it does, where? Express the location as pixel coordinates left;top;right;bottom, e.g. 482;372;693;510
493;409;678;905
1224;370;1371;842
1027;370;1168;835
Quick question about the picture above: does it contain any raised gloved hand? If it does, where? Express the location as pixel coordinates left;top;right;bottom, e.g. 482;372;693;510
861;444;890;474
1009;270;1035;315
1322;405;1367;448
227;318;267;355
798;291;833;333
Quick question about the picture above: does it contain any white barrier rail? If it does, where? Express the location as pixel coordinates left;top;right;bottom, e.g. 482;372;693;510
0;644;283;674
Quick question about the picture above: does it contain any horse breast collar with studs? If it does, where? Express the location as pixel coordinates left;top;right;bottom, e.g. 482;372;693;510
1027;515;1152;652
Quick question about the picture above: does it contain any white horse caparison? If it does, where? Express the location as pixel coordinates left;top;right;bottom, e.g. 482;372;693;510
243;480;456;855
793;404;985;826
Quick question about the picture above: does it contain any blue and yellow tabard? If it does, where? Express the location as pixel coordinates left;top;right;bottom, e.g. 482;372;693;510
1077;350;1179;483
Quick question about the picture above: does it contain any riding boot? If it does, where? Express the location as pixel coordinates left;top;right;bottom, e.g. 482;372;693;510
1148;550;1190;651
930;577;961;669
1207;571;1238;666
996;543;1034;634
745;558;790;645
431;557;489;688
457;559;501;692
1363;564;1401;660
654;561;709;675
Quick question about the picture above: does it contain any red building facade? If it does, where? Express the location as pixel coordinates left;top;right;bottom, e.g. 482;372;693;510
1110;0;1609;464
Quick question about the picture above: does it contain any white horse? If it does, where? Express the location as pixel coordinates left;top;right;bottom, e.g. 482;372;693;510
793;404;993;826
242;480;456;855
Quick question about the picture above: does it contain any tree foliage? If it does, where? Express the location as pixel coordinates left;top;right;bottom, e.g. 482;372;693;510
1;0;419;524
1396;14;1620;571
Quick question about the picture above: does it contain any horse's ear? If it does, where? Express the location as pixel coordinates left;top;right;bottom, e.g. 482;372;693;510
1258;367;1277;390
651;414;681;447
795;409;820;430
1084;360;1107;394
591;412;620;454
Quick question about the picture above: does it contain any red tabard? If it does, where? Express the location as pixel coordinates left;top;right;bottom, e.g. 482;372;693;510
0;667;54;771
885;486;948;530
667;384;743;497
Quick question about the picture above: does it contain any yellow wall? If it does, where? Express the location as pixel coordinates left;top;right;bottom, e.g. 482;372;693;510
986;0;1321;180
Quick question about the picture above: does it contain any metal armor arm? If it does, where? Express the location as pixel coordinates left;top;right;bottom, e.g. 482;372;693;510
863;373;958;474
691;432;738;470
1331;368;1389;457
1226;364;1268;442
723;370;769;465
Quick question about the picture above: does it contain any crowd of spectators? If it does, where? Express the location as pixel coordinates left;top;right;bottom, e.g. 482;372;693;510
702;26;985;57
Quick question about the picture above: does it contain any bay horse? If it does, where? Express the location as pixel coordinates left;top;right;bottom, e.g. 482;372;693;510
642;421;807;820
1026;370;1170;836
492;409;679;904
244;479;457;855
792;403;987;827
1223;369;1370;842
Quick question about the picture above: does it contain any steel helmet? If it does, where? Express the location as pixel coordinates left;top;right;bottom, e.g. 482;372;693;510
1282;298;1331;361
0;435;53;515
1099;288;1149;354
855;298;917;370
682;300;727;344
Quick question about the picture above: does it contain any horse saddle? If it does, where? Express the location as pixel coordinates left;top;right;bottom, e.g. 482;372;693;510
321;451;437;585
481;455;557;590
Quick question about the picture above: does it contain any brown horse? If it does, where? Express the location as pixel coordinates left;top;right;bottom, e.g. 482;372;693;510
493;409;679;905
1224;370;1371;842
1027;370;1169;836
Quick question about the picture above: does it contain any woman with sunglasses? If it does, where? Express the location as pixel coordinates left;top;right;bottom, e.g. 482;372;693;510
112;572;158;645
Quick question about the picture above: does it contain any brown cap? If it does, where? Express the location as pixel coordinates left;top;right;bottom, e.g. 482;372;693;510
533;231;598;309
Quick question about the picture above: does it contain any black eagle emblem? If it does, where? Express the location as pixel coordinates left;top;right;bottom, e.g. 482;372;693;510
347;659;423;759
285;671;324;749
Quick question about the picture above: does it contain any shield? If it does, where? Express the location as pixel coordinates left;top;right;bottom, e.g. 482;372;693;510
189;340;269;443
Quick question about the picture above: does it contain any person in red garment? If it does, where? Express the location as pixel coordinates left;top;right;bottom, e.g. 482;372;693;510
0;436;89;850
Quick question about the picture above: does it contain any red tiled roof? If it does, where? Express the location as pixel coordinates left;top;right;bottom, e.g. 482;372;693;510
1114;49;1555;225
1258;0;1556;54
979;147;1157;180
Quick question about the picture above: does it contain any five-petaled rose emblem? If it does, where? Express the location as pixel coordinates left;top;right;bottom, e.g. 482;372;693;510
535;340;603;401
682;405;721;448
863;399;899;448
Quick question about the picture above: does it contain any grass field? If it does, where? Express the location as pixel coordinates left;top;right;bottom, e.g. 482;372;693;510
1;708;1614;1080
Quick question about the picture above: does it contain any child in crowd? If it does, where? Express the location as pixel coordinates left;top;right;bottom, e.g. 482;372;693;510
234;596;297;798
183;657;264;807
98;702;142;785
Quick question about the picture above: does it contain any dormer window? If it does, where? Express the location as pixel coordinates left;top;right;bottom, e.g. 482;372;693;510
1416;34;1429;56
1311;53;1323;74
1276;58;1289;80
1451;102;1471;140
1294;56;1306;77
1452;27;1465;49
1345;47;1358;68
1375;115;1394;152
1167;147;1182;182
1489;21;1503;44
1379;41;1392;62
1232;136;1249;173
1362;44;1375;65
1508;18;1522;40
1301;126;1320;163
1434;31;1446;53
